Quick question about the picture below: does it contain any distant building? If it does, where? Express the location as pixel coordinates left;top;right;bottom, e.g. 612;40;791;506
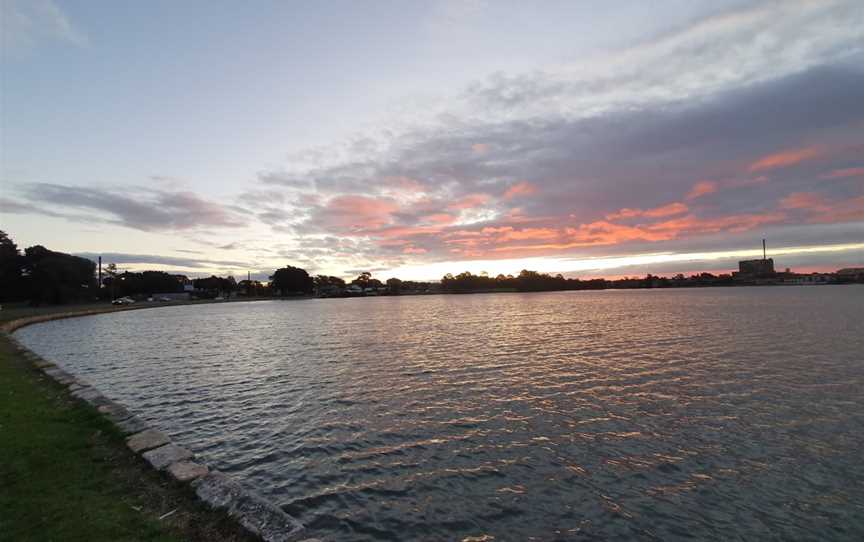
836;268;864;283
785;273;835;285
738;258;775;276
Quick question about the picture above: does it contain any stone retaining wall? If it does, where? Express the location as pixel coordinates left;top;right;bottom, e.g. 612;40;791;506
5;311;317;542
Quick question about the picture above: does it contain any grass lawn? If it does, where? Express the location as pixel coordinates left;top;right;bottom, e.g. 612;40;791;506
0;305;255;542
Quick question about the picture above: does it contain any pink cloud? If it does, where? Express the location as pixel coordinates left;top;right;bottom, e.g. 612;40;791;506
821;167;864;180
748;145;825;172
448;193;491;210
503;181;538;200
471;143;490;154
779;192;831;212
421;213;457;225
780;192;864;223
686;180;719;200
383;176;426;193
321;195;398;232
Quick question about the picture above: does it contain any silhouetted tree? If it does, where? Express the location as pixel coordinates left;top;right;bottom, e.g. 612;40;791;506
270;265;313;296
351;272;383;289
386;277;402;294
0;231;26;302
314;275;346;288
238;279;266;297
24;245;96;305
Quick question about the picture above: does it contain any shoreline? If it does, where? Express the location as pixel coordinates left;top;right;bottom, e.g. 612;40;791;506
2;303;313;542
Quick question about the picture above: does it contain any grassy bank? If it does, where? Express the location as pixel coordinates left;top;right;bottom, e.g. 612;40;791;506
0;305;256;542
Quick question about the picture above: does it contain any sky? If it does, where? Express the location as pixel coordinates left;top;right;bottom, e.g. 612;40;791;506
2;0;863;281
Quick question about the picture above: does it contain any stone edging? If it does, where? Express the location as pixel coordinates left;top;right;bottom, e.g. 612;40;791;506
5;312;318;542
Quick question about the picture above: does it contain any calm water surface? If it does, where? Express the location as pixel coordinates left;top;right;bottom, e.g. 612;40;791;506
16;287;864;540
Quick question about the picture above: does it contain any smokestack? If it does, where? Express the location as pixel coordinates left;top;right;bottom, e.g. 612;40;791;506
98;256;102;288
763;239;766;260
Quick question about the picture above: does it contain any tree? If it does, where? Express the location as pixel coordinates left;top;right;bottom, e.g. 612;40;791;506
223;276;237;299
24;245;96;305
103;263;119;299
352;271;372;289
314;275;346;288
386;277;403;294
238;279;266;297
351;272;382;290
269;265;313;296
0;231;25;302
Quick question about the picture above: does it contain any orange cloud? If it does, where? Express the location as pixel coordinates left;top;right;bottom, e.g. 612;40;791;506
471;143;489;154
503;181;538;200
490;211;788;254
748;145;824;172
606;202;688;220
448;193;491;210
686;180;719;200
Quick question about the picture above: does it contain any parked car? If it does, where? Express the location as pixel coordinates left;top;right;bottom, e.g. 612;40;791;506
111;296;135;305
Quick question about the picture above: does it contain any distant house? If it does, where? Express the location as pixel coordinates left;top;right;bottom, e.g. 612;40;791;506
784;273;835;285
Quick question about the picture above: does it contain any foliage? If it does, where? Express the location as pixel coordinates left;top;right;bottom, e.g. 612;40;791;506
314;275;346;289
386;277;402;294
192;275;237;298
237;279;267;297
0;231;26;302
103;270;188;298
269;266;313;296
351;272;383;289
24;245;96;305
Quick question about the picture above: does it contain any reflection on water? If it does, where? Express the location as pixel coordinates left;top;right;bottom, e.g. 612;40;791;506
16;287;864;540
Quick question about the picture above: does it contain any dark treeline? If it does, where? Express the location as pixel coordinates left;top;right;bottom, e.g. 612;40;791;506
440;270;734;292
1;231;96;305
5;230;855;306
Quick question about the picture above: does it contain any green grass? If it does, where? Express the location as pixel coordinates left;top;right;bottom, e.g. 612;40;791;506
0;309;255;542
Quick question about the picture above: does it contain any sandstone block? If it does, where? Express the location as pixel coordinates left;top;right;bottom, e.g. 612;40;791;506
142;443;194;470
71;386;109;406
167;460;209;482
115;415;149;434
97;401;133;422
195;471;246;509
195;472;305;542
127;428;170;453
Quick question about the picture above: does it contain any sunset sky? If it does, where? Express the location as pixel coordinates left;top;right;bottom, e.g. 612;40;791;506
2;0;863;281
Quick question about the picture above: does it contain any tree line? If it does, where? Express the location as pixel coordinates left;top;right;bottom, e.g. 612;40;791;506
1;230;745;306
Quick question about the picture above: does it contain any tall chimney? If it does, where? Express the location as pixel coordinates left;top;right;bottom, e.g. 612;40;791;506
98;256;102;289
762;239;766;260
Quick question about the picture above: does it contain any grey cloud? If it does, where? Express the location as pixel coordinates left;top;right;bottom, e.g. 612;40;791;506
0;197;69;218
462;0;863;120
75;252;250;269
17;183;246;231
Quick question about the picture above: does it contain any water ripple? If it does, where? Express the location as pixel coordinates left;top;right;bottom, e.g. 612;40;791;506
15;287;864;541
